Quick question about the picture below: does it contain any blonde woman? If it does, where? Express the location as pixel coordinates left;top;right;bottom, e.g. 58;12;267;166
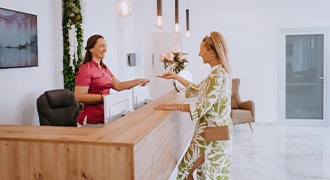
155;31;234;179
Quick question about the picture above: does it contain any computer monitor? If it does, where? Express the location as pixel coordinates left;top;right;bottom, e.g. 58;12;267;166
132;86;152;109
103;91;129;124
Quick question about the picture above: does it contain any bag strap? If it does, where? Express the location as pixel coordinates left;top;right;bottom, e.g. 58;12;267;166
187;154;205;180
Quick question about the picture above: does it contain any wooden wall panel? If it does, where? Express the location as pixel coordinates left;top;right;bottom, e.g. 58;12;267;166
134;112;195;180
0;141;134;180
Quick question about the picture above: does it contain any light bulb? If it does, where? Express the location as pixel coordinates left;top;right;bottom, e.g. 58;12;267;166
155;16;164;29
117;1;133;18
174;23;180;33
186;31;191;38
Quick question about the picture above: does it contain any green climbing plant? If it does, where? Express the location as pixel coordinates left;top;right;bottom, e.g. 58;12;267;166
62;0;84;91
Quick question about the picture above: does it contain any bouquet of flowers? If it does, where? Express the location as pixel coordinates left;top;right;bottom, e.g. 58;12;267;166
160;45;189;74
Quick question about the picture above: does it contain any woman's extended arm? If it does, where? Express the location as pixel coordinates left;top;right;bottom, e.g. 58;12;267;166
154;103;190;112
157;72;199;98
112;76;149;91
157;72;189;88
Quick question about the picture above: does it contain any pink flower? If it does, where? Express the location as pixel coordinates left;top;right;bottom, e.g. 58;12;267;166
178;52;184;59
168;63;175;69
165;53;174;61
171;45;181;53
160;45;188;74
159;53;166;62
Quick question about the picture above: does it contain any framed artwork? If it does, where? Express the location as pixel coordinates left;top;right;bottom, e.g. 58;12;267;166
0;7;38;69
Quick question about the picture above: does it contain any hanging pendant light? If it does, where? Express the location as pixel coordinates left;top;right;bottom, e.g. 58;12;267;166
174;0;180;32
186;9;190;38
117;0;133;18
155;0;165;28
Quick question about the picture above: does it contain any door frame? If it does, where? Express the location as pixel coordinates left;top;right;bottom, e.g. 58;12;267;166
277;27;329;126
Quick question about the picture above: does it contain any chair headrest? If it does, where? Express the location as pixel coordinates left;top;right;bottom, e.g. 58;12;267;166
45;89;72;108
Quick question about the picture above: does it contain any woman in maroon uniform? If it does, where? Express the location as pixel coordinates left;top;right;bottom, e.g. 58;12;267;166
74;34;149;126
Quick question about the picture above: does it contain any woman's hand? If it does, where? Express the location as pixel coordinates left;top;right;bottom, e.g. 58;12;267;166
137;78;150;86
155;103;189;112
157;72;177;80
154;103;175;110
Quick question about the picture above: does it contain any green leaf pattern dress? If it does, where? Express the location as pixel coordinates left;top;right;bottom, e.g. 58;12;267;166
177;65;234;180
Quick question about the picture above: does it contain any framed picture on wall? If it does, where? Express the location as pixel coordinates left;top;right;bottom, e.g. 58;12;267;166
0;7;38;69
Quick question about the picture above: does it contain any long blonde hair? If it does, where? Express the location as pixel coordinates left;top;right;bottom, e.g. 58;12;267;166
203;31;231;73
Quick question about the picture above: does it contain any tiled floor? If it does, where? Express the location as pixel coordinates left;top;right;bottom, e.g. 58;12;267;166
231;124;330;180
169;124;330;180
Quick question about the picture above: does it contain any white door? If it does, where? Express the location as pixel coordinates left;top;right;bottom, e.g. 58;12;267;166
282;32;327;126
143;33;181;99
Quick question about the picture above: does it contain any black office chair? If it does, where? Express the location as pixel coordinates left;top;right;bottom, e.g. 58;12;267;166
37;89;79;126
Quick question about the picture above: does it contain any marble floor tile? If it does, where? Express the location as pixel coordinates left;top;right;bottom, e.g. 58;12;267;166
230;124;330;180
169;124;330;180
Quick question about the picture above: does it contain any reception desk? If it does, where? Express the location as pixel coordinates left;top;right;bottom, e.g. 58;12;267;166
0;91;195;180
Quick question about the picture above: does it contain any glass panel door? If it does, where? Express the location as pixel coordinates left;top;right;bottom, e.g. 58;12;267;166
285;34;324;120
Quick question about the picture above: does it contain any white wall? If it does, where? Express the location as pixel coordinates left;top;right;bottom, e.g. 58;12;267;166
81;0;139;81
133;0;330;123
1;0;330;125
81;0;118;76
0;0;59;125
0;0;140;125
80;0;139;110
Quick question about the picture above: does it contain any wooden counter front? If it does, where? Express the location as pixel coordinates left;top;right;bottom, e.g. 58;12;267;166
0;91;196;180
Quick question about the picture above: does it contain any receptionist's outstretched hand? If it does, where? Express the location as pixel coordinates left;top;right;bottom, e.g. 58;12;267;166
137;78;150;86
140;79;150;86
157;72;177;80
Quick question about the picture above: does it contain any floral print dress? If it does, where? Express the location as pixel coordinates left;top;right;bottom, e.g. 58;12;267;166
177;65;234;180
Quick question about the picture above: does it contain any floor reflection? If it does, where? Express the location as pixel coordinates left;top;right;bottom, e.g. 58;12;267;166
231;124;330;180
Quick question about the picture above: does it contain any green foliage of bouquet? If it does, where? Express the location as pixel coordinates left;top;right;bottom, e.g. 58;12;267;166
160;45;189;74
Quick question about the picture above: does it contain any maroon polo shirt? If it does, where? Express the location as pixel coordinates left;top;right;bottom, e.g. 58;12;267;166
75;60;113;125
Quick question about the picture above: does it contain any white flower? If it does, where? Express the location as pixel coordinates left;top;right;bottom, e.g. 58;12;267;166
68;25;77;66
178;52;184;59
160;45;188;74
165;53;174;61
160;53;166;62
168;63;175;69
171;45;181;53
